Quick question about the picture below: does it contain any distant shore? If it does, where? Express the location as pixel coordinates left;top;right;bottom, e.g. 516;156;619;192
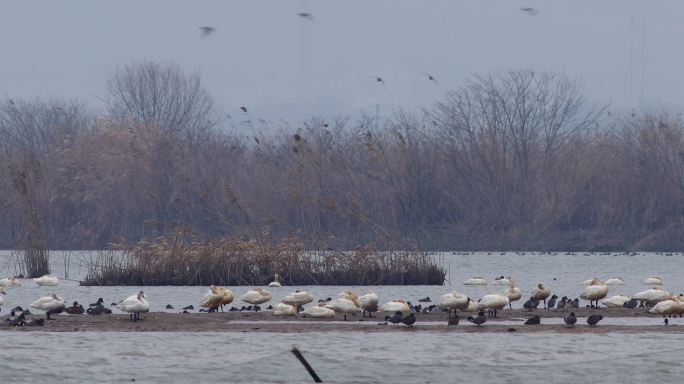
2;308;681;333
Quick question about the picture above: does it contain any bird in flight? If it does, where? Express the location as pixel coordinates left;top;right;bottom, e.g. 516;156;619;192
423;72;438;84
371;76;385;87
520;7;539;16
240;106;248;113
297;12;314;21
199;26;216;37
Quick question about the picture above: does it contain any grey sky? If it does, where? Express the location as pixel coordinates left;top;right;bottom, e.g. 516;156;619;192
1;1;682;123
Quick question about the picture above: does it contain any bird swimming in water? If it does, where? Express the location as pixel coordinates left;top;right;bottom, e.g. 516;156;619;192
165;304;174;309
587;314;603;326
182;305;194;310
524;315;541;325
467;311;487;326
564;312;577;326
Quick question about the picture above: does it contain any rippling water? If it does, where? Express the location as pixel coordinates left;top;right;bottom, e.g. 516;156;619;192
1;251;683;383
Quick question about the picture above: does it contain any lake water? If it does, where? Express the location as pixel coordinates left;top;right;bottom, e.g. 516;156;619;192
1;251;683;383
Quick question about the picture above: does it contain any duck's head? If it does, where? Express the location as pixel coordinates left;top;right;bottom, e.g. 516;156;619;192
537;284;544;289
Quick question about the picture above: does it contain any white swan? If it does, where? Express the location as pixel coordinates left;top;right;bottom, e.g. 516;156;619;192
33;274;59;286
30;293;66;319
268;273;282;288
273;302;296;316
464;276;487;285
604;277;625;285
581;277;599;285
531;284;552;307
649;296;684;317
439;290;470;314
602;294;631;308
282;290;314;312
580;278;609;307
301;304;336;318
324;298;360;320
337;290;359;304
241;288;272;305
200;285;233;312
0;276;21;287
633;287;671;306
379;299;410;316
117;291;150;321
643;276;663;285
477;293;509;317
503;286;522;309
357;292;379;318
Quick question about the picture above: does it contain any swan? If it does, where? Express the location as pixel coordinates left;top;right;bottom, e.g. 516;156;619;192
324;298;360;320
643;277;663;285
214;286;234;311
531;284;552;308
580;278;609;307
302;304;336;318
268;274;282;288
273;302;296;316
439;290;471;319
379;299;410;316
504;286;522;309
464;276;487;285
605;277;625;285
494;276;515;285
282;290;314;312
649;296;681;317
241;288;272;305
357;292;379;318
581;278;599;285
117;291;150;322
0;276;21;287
602;294;631;308
200;285;225;313
33;274;59;286
478;293;509;317
337;290;359;305
30;293;65;319
633;287;671;306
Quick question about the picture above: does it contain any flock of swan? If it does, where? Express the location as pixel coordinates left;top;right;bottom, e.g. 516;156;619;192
0;273;682;327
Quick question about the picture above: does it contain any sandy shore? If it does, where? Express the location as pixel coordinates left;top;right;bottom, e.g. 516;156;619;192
1;307;681;333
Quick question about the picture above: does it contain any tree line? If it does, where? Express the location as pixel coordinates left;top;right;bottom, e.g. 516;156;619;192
1;62;683;251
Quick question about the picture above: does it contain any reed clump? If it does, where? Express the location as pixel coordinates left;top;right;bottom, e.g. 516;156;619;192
81;232;445;286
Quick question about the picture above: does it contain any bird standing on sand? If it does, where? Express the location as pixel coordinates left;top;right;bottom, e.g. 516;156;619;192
547;295;558;309
523;298;540;311
580;278;609;308
564;312;577;326
401;313;416;327
117;291;150;322
557;296;568;309
504;285;522;309
65;301;85;315
30;293;65;320
385;311;403;325
587;314;603;326
467;311;487;326
531;284;551;308
358;292;379;318
524;315;541;325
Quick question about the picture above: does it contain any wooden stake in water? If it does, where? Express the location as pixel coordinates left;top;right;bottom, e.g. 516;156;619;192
291;347;322;383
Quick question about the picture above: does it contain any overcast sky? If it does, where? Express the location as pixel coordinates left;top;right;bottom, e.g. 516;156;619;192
1;1;682;123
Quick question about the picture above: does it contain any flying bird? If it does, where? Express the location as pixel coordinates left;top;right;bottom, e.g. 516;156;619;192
240;106;248;113
520;7;539;16
199;26;216;37
297;12;314;21
423;72;438;84
371;76;385;87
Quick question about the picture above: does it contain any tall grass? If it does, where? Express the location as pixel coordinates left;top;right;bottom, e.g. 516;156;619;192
81;232;445;286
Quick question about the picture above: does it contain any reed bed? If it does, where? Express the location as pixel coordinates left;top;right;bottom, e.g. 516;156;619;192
81;232;445;286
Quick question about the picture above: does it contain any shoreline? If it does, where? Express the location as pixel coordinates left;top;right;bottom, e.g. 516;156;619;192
2;308;681;333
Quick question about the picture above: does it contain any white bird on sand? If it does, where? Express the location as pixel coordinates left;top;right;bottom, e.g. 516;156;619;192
357;292;379;318
580;278;609;307
273;302;297;316
380;299;410;316
30;293;66;319
282;290;314;312
464;276;487;285
439;290;471;317
602;294;631;308
477;293;509;318
268;274;282;287
0;276;21;287
200;285;233;312
117;291;150;322
33;274;59;286
633;287;671;306
604;277;625;285
325;298;360;321
650;296;684;317
241;288;272;305
301;304;336;318
531;284;552;308
643;276;663;285
504;285;522;309
337;290;359;304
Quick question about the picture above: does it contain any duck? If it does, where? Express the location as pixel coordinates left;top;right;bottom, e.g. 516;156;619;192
89;298;104;307
643;276;663;285
580;278;609;308
268;273;282;288
564;312;577;326
357;292;379;318
22;318;44;327
531;284;552;308
494;276;515;285
65;301;85;315
523;298;540;311
30;293;65;319
633;287;671;306
524;315;541;325
649;296;684;317
301;304;336;318
602;294;631;308
547;295;558;309
0;276;21;287
385;311;403;325
477;293;509;318
0;288;5;308
379;300;411;316
273;302;297;316
117;291;150;322
324;298;360;321
503;286;522;309
586;314;603;326
86;304;108;315
622;298;639;309
556;296;568;309
401;313;416;327
464;276;487;285
605;277;625;285
241;288;272;306
33;274;59;286
439;290;471;318
282;290;314;312
467;310;487;326
200;285;225;313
